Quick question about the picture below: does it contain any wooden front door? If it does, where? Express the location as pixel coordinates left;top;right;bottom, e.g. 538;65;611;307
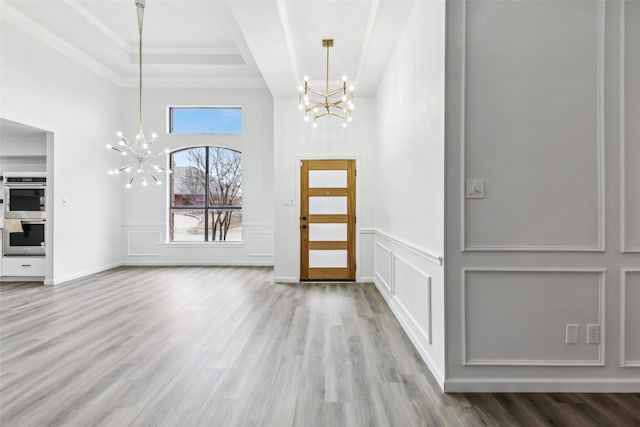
300;159;356;281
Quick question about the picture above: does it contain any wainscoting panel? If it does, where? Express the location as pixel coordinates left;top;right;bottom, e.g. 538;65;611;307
394;254;432;344
622;270;640;366
371;229;445;388
463;269;605;366
622;0;640;252
122;222;273;265
374;241;393;293
462;0;604;251
247;226;275;258
128;231;161;256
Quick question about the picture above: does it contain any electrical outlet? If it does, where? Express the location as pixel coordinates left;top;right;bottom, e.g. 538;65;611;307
586;324;601;344
565;324;579;344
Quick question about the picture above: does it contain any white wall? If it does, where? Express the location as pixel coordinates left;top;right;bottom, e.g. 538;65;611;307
445;0;640;392
372;0;446;389
273;98;376;282
0;130;47;172
1;22;122;284
120;88;274;265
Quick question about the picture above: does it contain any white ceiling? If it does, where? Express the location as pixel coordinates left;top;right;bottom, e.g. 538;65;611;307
2;0;415;96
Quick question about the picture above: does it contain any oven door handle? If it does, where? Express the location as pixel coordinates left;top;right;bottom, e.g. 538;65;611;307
20;221;46;226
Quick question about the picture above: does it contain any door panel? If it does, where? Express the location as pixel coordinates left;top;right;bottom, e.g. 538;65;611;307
300;159;355;280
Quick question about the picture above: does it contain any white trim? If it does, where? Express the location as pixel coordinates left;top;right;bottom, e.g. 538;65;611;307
373;275;444;391
461;268;606;366
621;269;640;367
44;261;123;286
249;253;274;258
358;276;374;283
354;0;381;86
124;77;266;89
1;2;122;86
460;0;605;252
123;260;272;267
63;0;130;52
275;0;300;83
374;241;393;293
459;0;467;254
393;253;432;345
161;242;245;248
359;228;376;235
444;378;640;393
373;229;443;266
619;1;640;253
273;276;298;283
121;222;164;227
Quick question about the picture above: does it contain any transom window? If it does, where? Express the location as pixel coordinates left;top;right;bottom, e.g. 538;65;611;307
169;147;242;242
169;107;242;134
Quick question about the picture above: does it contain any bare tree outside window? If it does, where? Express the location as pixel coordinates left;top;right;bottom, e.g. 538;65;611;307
169;146;242;242
208;147;242;241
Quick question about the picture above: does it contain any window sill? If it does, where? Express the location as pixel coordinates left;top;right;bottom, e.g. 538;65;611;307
161;241;245;248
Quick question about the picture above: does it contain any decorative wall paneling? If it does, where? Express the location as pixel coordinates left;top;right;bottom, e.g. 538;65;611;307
621;269;640;367
462;269;606;366
461;0;605;252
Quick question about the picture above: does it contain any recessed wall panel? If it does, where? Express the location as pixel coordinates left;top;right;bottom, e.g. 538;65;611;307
128;231;161;256
623;271;640;365
374;241;392;292
464;270;603;365
624;0;640;250
464;0;601;249
394;255;431;343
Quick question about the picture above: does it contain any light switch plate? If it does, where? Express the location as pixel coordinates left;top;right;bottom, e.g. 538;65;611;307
466;179;485;199
566;324;579;344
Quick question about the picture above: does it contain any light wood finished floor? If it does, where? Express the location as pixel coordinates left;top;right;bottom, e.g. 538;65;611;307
1;266;639;426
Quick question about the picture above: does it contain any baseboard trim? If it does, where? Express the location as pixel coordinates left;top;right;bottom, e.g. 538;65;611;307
273;276;298;283
123;260;274;267
373;276;445;391
45;261;123;286
444;378;640;393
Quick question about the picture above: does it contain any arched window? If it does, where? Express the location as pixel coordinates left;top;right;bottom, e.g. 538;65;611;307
169;147;242;242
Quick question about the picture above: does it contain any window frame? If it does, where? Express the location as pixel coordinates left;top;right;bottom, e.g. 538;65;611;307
167;105;243;135
168;146;243;243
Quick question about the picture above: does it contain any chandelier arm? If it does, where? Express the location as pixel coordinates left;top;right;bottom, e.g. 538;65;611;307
326;88;345;97
119;135;135;151
307;88;329;97
119;162;137;172
328;111;347;119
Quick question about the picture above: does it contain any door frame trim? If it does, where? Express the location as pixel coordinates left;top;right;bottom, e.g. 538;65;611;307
295;156;362;281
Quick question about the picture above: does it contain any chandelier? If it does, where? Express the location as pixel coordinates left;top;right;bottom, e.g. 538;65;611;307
106;0;170;188
298;39;354;128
